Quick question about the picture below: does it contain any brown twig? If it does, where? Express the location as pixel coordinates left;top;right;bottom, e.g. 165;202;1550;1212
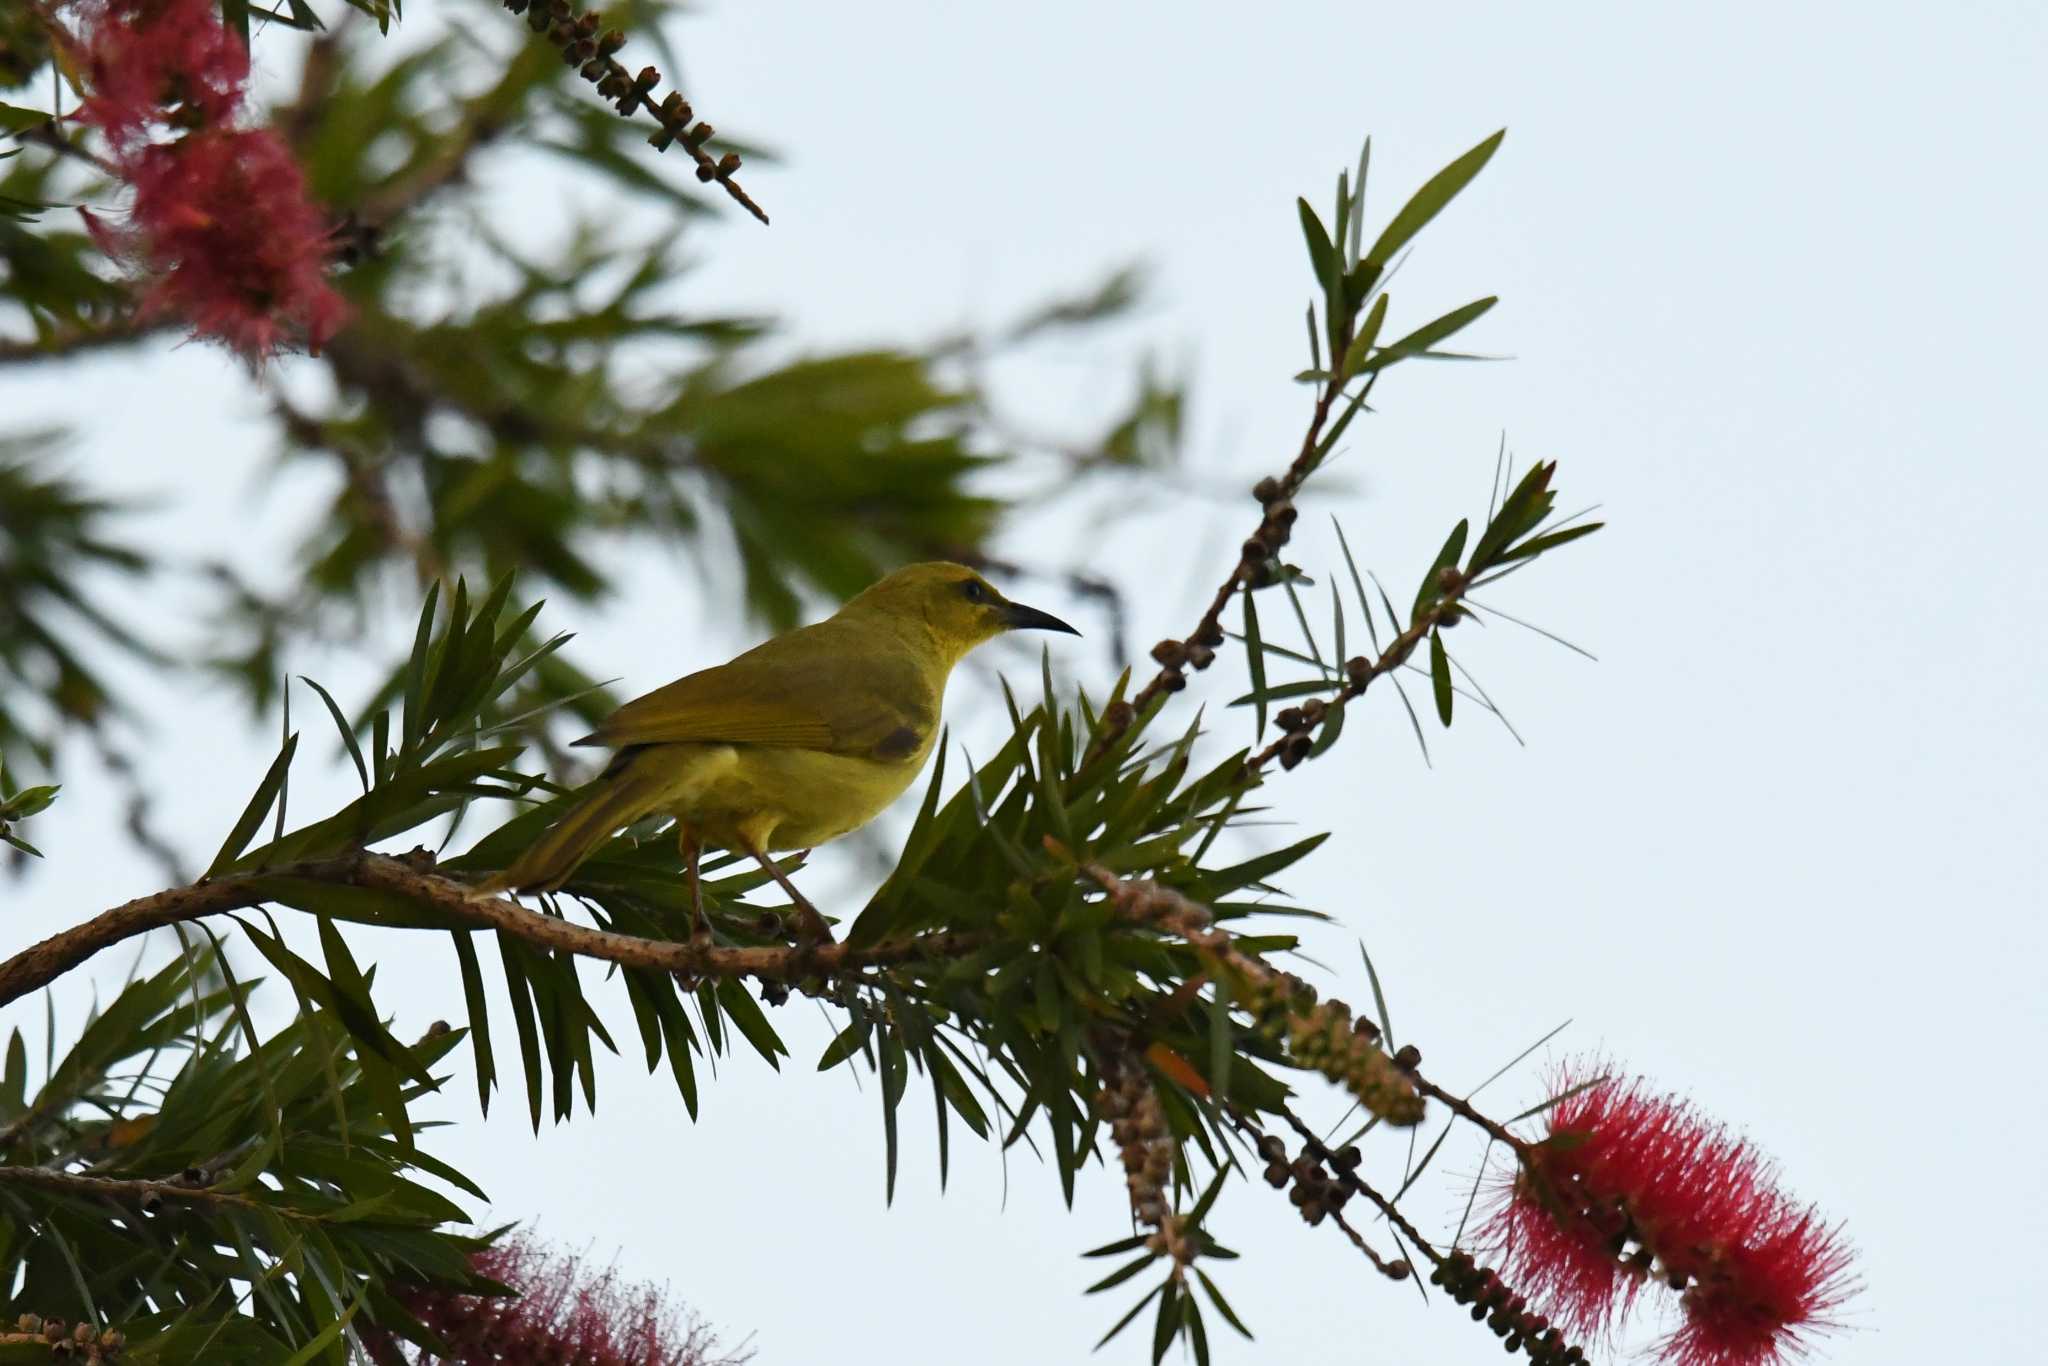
504;0;768;224
1229;1107;1408;1278
1244;577;1469;776
0;852;983;1011
1411;1069;1533;1159
1276;1105;1443;1272
0;1161;306;1219
1083;341;1376;761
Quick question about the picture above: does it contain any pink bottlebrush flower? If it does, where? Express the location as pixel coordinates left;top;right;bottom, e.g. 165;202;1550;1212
393;1232;750;1366
1661;1204;1856;1366
87;127;346;358
65;0;348;362
71;0;250;146
1482;1062;1855;1366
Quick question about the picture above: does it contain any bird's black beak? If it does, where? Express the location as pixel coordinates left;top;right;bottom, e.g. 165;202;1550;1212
1003;600;1080;635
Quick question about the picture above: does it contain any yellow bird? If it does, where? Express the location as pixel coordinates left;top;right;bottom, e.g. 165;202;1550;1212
488;562;1077;941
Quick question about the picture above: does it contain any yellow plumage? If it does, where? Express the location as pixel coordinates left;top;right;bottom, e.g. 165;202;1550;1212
487;562;1076;939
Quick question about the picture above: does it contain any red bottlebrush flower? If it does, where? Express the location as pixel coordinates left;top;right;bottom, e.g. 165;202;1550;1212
389;1231;752;1366
89;127;346;359
1481;1062;1855;1366
71;0;250;146
64;0;348;362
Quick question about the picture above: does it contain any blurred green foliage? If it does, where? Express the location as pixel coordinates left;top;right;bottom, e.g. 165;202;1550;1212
1;0;1180;782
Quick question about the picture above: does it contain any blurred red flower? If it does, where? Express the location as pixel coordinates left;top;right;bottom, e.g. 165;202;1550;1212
383;1232;752;1366
1483;1062;1855;1366
74;0;248;145
67;0;346;361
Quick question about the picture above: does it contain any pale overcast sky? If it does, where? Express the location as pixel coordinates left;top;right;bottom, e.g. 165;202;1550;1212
5;2;2044;1363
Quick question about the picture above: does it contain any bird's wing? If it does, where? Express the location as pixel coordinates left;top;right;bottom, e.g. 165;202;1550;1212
576;620;937;759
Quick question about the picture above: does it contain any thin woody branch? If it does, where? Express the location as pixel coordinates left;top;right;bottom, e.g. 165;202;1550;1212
0;1161;311;1219
1245;578;1471;776
501;0;769;224
1085;346;1376;761
0;852;983;1011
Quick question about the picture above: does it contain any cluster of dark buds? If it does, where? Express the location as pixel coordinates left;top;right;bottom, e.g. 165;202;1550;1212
1270;695;1329;770
1432;1250;1588;1365
1239;972;1423;1125
498;0;758;219
1255;1131;1360;1228
1146;620;1221;694
1239;476;1303;592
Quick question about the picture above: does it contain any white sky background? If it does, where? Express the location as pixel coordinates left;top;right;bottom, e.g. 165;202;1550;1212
5;1;2046;1362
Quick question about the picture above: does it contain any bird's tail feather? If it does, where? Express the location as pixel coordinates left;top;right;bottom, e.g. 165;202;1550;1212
483;765;668;894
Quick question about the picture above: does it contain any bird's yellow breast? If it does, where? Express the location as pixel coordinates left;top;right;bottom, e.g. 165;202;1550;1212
634;730;938;851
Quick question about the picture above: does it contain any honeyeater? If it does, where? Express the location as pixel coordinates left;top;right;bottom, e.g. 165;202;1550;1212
486;562;1078;940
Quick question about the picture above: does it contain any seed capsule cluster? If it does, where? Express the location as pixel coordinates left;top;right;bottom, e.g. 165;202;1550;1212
499;0;751;200
1095;1044;1194;1266
1244;476;1301;588
1430;1251;1588;1364
1240;973;1423;1125
1255;1131;1359;1227
1270;695;1331;770
1147;617;1225;696
11;1315;126;1361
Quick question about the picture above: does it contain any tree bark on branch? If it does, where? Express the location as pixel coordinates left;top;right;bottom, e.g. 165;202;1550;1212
0;852;983;1010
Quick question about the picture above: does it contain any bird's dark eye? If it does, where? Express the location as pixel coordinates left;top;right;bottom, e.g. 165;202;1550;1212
961;579;985;602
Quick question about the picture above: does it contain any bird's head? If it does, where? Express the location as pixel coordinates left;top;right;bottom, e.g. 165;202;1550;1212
845;562;1079;662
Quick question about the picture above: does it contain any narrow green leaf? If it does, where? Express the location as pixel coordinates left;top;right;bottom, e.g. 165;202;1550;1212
1152;1277;1181;1365
1095;1284;1164;1350
1412;519;1470;618
1087;1251;1160;1295
1365;295;1498;372
1184;1293;1210;1366
1197;1269;1254;1340
497;935;545;1132
1347;136;1370;262
275;679;292;843
1496;520;1603;566
1187;1166;1230;1226
209;732;298;875
1242;590;1267;742
880;1029;904;1204
300;676;368;792
452;932;494;1115
1208;984;1232;1102
0;104;52;134
816;1020;871;1071
1359;940;1395;1050
1297;198;1337;304
400;580;441;754
278;1284;366;1366
1339;293;1390;382
1430;631;1453;725
1387;672;1430;764
714;977;784;1068
1083;1234;1153;1259
1362;129;1505;269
